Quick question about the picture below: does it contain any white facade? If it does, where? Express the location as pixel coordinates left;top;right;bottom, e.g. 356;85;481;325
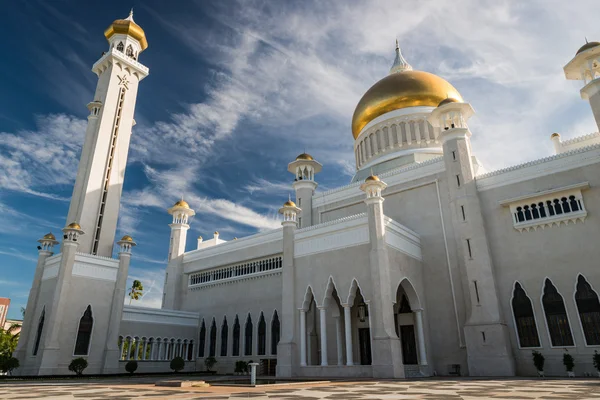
14;17;600;378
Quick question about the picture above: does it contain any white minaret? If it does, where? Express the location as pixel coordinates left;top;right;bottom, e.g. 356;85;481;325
162;199;195;309
564;40;600;131
287;153;322;228
65;10;149;257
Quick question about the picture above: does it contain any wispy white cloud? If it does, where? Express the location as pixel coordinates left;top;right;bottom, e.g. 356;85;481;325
0;249;38;263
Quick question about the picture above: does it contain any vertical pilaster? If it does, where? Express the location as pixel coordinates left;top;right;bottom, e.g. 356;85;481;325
318;307;328;366
299;310;307;366
277;199;300;377
343;305;354;366
360;176;404;378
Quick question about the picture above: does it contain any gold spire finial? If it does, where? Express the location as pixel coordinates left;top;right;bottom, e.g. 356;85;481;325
395;38;399;49
390;40;412;74
585;37;589;44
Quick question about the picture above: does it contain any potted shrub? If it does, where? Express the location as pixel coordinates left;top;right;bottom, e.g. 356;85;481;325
0;356;19;376
563;352;575;377
235;360;247;375
170;356;185;373
593;351;600;378
125;360;138;375
204;356;217;372
532;351;545;377
68;357;88;376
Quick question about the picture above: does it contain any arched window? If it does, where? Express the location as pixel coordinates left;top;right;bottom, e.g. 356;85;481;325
271;311;280;355
542;279;574;346
74;305;93;355
575;275;600;345
258;312;266;355
126;44;134;57
198;319;206;357
511;283;540;348
209;318;217;357
220;317;228;356
33;307;45;356
116;42;124;52
244;314;253;356
232;315;240;356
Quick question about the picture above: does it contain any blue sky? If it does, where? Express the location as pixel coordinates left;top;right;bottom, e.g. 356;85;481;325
1;0;599;319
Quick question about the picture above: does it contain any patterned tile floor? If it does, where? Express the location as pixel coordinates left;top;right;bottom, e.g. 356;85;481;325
1;378;600;399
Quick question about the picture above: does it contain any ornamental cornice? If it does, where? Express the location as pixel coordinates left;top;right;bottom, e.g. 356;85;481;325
188;269;282;290
560;131;600;146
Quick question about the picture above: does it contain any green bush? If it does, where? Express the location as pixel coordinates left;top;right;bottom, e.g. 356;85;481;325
0;356;19;375
563;352;575;372
204;356;217;371
234;360;246;373
593;351;600;372
170;356;185;373
532;351;545;372
68;357;88;376
125;360;138;374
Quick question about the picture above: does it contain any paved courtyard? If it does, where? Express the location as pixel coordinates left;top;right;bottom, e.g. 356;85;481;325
1;378;600;399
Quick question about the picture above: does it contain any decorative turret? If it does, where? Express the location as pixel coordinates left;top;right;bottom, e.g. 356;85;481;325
166;199;195;260
63;222;84;244
288;153;322;228
117;234;136;254
360;174;387;200
38;232;59;252
428;98;475;138
279;197;302;226
564;39;600;131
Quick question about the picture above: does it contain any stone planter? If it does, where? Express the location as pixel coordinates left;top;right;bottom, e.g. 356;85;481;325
537;370;545;378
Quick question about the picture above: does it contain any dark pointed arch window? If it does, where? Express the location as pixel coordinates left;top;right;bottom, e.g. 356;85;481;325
198;320;206;357
542;279;574;346
399;294;412;313
232;315;241;356
116;42;124;52
74;305;94;355
271;311;280;355
220;317;229;356
511;283;540;348
33;307;45;356
244;314;253;356
575;275;600;345
209;318;217;357
258;312;266;355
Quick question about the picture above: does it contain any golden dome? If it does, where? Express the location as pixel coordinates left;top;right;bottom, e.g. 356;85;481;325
576;41;600;55
42;232;56;240
352;70;463;139
66;222;81;230
214;231;219;235
120;235;134;242
173;199;190;209
104;10;148;51
438;97;460;107
296;153;314;161
283;200;297;207
365;175;380;182
551;132;561;139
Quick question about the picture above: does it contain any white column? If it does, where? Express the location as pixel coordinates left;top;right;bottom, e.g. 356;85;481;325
183;343;188;360
415;119;421;143
150;341;155;360
335;316;344;366
300;310;307;366
134;338;140;360
158;341;163;360
343;305;353;366
387;127;394;149
141;339;147;360
414;309;428;366
319;307;328;366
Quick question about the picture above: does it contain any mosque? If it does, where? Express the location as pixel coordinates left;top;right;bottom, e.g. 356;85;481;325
13;12;600;378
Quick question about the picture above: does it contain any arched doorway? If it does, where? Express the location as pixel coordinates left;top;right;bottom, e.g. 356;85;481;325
347;280;371;366
394;279;427;370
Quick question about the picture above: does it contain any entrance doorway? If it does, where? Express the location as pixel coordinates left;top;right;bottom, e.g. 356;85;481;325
358;328;372;365
400;325;418;365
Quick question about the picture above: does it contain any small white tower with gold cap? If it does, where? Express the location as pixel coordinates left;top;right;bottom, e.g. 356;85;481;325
564;40;600;131
163;199;195;309
288;153;322;228
277;196;302;376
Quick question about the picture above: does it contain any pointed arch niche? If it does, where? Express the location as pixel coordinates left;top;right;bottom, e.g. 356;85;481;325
244;314;253;356
33;307;45;356
209;318;217;357
258;312;267;355
220;316;229;356
271;310;280;355
575;275;600;345
198;319;206;357
511;282;541;348
542;279;574;347
74;305;94;356
232;315;241;356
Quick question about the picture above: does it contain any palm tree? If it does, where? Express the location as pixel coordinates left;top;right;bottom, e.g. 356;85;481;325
0;323;20;357
128;280;144;305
